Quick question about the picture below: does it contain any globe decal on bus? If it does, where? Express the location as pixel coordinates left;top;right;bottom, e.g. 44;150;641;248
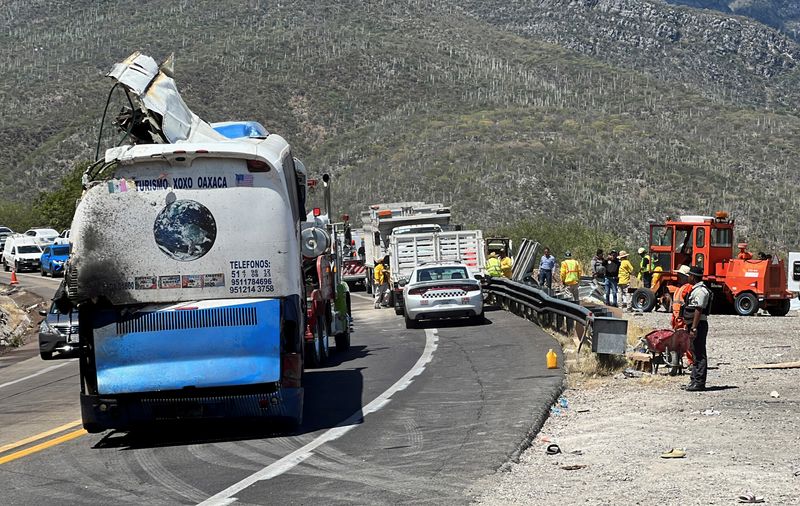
153;200;217;261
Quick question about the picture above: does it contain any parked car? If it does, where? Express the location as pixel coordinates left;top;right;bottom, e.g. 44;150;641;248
53;229;71;245
0;227;13;261
3;236;43;272
40;244;70;277
402;261;484;328
38;303;80;360
23;227;59;247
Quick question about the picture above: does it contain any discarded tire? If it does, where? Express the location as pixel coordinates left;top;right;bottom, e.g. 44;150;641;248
631;288;657;312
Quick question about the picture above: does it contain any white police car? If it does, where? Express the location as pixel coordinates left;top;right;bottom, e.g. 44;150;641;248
402;262;483;328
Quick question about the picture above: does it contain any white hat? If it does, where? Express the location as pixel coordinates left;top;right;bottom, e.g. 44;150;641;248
637;247;646;255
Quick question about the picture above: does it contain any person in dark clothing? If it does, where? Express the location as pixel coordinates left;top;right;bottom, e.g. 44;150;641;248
603;250;620;307
683;265;712;392
591;249;605;281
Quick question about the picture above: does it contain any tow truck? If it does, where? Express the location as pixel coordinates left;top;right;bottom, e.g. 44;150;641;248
631;212;792;316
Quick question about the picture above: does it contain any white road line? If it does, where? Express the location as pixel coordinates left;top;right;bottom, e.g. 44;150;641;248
0;359;77;390
198;328;439;506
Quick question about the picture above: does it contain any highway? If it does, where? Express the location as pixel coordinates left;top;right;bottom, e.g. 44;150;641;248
0;280;563;505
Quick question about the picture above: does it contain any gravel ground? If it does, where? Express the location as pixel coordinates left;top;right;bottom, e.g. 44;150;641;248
476;308;800;505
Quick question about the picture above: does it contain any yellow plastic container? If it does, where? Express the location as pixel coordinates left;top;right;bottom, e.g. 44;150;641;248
546;349;558;369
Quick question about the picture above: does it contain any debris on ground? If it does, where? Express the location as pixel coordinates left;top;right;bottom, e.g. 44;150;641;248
475;311;800;505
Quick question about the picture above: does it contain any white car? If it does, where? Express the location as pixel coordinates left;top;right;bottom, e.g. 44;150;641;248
402;262;483;328
53;229;71;245
3;236;43;272
23;228;59;247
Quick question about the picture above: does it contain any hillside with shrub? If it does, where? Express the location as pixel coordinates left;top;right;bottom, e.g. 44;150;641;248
0;0;799;251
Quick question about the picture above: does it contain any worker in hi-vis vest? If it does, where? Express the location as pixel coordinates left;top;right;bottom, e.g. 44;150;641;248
637;247;653;288
486;252;503;277
499;249;513;279
560;250;583;302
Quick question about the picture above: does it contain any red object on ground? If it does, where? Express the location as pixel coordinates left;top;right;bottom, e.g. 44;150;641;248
9;270;19;285
645;329;690;356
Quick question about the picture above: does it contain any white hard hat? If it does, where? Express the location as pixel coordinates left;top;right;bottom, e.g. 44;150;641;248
637;247;646;255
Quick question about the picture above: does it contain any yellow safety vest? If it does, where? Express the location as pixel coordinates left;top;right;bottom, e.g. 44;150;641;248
486;257;503;277
560;259;582;285
639;254;652;274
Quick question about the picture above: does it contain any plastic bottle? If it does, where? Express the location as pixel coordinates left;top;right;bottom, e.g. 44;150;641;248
547;349;558;369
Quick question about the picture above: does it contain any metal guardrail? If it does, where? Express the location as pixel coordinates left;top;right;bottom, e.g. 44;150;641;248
484;277;629;355
486;277;591;332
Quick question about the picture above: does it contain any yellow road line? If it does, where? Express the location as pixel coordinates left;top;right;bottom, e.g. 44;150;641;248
0;428;87;465
0;419;83;454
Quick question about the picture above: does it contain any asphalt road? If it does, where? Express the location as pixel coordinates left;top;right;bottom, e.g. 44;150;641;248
0;270;63;299
0;290;563;505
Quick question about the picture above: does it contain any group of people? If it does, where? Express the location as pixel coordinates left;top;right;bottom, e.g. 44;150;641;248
485;249;513;278
589;249;636;307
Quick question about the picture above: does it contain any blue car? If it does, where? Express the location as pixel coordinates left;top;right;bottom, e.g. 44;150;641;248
40;244;70;277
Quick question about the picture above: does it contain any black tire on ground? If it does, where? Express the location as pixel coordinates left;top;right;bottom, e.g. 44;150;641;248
766;299;791;317
304;337;321;369
404;314;418;329
83;423;105;434
335;329;351;353
734;292;759;316
40;351;53;360
631;288;657;312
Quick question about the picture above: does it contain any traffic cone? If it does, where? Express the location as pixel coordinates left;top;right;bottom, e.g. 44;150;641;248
9;269;19;285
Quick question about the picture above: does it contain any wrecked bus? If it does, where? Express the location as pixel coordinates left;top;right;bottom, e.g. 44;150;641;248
64;53;307;432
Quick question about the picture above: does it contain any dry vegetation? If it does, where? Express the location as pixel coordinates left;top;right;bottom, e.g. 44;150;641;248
1;1;799;249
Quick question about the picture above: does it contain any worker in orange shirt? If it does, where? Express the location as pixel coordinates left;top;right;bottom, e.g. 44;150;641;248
671;264;694;366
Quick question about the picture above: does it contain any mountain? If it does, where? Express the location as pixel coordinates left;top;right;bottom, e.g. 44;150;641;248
665;1;800;37
0;0;799;250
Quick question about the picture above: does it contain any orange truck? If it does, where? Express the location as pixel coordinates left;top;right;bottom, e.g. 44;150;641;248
630;212;792;316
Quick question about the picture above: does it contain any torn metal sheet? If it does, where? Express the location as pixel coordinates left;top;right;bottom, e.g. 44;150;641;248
108;51;226;144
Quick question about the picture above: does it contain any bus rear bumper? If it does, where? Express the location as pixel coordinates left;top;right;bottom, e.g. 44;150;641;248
80;385;303;433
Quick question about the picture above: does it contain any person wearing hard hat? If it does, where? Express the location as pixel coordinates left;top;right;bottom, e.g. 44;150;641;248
499;249;513;279
671;264;695;367
671;265;693;329
560;251;583;302
617;250;634;308
485;251;503;277
636;247;653;288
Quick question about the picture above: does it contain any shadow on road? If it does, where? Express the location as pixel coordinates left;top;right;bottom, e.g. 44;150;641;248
702;385;738;392
414;316;493;330
92;352;369;450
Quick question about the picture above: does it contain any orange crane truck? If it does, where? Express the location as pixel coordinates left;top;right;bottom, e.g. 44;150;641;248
630;212;792;316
